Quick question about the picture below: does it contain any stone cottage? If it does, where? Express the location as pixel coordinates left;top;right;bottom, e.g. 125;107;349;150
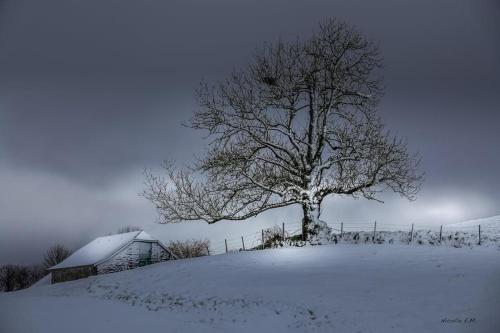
47;230;177;284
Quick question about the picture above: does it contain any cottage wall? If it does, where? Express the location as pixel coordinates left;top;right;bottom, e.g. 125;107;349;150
52;265;96;284
96;241;173;274
152;242;175;261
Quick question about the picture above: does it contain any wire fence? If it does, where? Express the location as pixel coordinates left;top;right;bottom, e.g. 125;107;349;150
209;220;493;255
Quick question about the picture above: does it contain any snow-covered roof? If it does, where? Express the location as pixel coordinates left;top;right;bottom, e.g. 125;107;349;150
49;231;156;270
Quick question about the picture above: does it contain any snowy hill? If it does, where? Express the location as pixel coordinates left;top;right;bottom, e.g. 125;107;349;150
446;214;500;230
1;244;500;333
443;214;500;246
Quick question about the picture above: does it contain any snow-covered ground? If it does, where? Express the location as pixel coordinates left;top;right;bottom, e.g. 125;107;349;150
1;244;499;333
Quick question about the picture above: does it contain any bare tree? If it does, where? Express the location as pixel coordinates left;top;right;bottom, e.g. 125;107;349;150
0;265;21;292
0;264;44;292
42;244;71;269
144;19;423;239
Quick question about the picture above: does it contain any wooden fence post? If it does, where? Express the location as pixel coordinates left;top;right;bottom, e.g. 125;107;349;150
409;224;414;244
439;225;443;243
241;236;246;251
340;222;343;238
372;221;377;242
225;239;228;253
282;222;285;241
261;229;265;249
478;225;481;245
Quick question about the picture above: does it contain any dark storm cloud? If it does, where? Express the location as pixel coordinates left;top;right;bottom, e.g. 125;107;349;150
0;78;203;184
0;0;499;264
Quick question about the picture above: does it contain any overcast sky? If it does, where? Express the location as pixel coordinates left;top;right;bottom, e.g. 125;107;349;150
0;0;499;265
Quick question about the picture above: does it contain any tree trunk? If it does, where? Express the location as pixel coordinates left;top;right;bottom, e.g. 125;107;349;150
301;201;321;241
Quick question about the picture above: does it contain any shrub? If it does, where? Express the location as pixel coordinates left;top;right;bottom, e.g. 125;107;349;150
263;225;288;248
167;239;210;259
43;244;72;269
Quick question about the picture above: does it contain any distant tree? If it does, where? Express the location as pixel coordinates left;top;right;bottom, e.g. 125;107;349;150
116;225;142;234
42;244;71;270
166;239;210;259
144;19;423;240
0;265;19;292
0;264;43;292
